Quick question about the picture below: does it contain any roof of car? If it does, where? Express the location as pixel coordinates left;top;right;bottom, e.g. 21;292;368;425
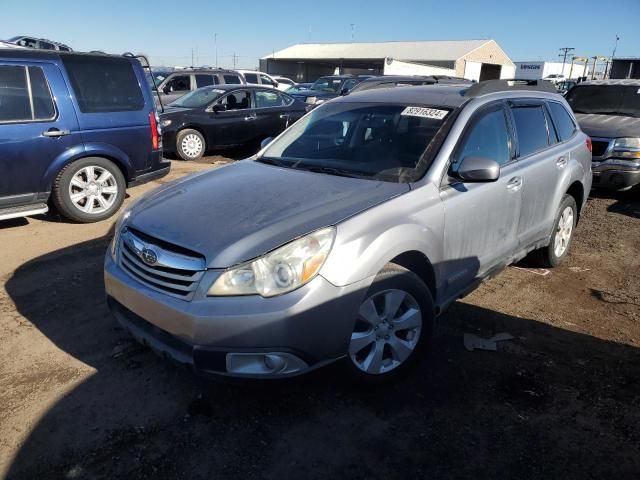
195;84;289;92
0;48;134;61
576;79;640;86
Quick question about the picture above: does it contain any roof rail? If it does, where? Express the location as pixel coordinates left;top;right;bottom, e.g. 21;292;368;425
464;79;557;97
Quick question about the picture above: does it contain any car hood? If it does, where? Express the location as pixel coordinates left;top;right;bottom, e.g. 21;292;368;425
127;161;409;268
575;113;640;138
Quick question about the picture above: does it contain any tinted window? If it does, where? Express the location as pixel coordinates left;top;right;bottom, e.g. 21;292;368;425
170;87;224;108
259;74;276;86
59;46;71;52
455;108;511;168
223;74;241;84
511;105;549;157
195;74;215;88
29;67;55;119
548;102;576;141
164;75;190;93
0;66;31;122
17;37;37;48
244;73;258;84
62;56;144;113
218;90;251;110
39;41;55;50
565;85;640;117
255;90;285;108
342;79;358;92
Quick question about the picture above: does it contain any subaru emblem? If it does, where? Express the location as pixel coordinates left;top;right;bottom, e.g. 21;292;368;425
141;247;158;265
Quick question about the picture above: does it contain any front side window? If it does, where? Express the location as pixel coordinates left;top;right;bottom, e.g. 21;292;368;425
0;65;55;123
259;74;276;87
164;75;190;93
244;73;259;84
39;41;55;50
217;90;251;110
511;105;550;157
255;90;285;108
311;77;343;93
16;37;37;48
62;56;144;113
259;103;450;182
548;102;576;141
453;108;511;169
223;74;242;85
341;79;358;92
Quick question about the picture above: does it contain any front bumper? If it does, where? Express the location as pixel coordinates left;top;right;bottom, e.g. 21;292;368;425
592;160;640;190
104;253;370;378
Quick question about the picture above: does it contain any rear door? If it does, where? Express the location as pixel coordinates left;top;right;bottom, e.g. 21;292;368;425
160;73;192;104
0;62;81;206
61;55;152;171
440;103;522;297
508;100;565;247
253;89;294;138
207;89;256;147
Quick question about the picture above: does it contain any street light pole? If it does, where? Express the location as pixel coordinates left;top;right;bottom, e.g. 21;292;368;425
214;33;218;68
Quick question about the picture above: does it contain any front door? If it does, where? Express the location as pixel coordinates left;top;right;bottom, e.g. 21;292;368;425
0;62;81;207
439;104;522;298
208;89;256;147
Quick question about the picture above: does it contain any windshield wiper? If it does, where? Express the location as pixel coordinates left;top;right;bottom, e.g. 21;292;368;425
256;156;286;166
303;165;370;179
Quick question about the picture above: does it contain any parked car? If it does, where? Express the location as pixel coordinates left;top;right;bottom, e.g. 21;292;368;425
543;74;565;84
285;83;312;94
348;75;472;94
289;75;373;105
154;68;245;107
236;70;279;89
160;85;307;160
272;76;297;91
565;79;640;191
7;36;72;51
0;49;169;223
145;67;174;89
105;79;591;382
555;79;577;95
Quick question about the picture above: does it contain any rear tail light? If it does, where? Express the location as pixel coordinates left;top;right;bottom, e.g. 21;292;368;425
149;111;159;150
586;136;592;154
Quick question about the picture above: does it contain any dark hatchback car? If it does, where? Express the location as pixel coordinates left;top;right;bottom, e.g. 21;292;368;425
289;75;372;106
0;49;169;223
566;80;640;190
160;85;307;160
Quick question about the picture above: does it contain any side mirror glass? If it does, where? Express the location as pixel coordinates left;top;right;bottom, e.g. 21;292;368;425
211;103;226;113
456;156;500;182
260;137;273;150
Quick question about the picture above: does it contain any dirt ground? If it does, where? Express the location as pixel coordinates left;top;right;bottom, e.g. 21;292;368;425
1;159;639;480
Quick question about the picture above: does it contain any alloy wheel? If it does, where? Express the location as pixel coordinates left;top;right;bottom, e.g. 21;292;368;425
349;289;422;375
553;206;574;257
68;166;119;215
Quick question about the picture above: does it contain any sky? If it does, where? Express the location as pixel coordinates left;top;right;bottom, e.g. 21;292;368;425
2;0;639;68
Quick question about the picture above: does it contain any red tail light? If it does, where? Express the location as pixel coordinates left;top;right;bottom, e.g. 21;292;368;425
586;136;592;154
149;112;159;150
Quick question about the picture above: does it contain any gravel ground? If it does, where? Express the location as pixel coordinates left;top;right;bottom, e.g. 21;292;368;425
1;159;639;480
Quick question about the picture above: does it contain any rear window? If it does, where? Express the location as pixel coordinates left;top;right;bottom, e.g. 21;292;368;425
244;73;258;83
511;105;550;157
0;65;55;123
548;102;577;141
62;56;144;113
223;74;242;84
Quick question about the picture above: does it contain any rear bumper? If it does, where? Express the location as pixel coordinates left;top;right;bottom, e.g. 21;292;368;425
592;161;640;190
128;159;171;188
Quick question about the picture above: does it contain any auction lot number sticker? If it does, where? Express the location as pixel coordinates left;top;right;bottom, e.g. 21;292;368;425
401;106;449;120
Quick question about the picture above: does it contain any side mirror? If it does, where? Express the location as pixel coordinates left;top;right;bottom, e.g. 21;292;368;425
211;104;226;113
340;88;349;96
456;156;500;182
161;85;170;94
260;137;273;149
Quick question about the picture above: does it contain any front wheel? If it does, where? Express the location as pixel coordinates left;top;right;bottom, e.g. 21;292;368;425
176;129;206;161
52;157;126;223
533;194;577;267
345;264;434;384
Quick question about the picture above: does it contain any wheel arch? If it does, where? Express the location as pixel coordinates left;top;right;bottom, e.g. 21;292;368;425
566;180;584;222
388;251;437;303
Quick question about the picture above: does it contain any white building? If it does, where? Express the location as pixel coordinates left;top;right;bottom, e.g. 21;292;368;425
514;61;591;80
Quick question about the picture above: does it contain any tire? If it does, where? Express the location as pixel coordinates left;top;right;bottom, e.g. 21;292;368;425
532;194;577;268
52;157;126;223
345;263;434;384
176;129;206;161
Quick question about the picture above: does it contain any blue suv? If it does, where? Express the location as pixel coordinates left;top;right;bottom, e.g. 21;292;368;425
0;49;170;223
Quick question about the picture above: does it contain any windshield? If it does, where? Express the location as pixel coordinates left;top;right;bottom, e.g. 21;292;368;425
310;77;345;93
258;102;450;183
169;87;225;108
566;85;640;117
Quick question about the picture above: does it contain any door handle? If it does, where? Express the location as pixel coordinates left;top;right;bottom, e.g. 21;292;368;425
244;116;255;121
556;156;568;168
279;114;289;119
42;128;70;138
506;177;523;191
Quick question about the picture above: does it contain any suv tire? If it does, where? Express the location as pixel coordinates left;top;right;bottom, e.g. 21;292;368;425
345;263;434;384
176;129;206;161
52;157;126;223
533;194;577;268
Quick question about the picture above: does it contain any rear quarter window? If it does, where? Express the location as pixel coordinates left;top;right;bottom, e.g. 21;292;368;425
62;56;145;113
223;74;242;85
548;102;577;141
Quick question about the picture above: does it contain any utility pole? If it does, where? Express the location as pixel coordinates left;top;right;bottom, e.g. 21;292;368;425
232;52;237;69
214;33;218;68
350;24;355;42
558;47;574;77
191;48;194;68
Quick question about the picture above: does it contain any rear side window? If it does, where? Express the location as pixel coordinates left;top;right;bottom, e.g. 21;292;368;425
195;74;215;88
259;74;276;86
0;65;56;123
62;56;144;113
244;73;258;83
223;74;241;84
511;105;549;157
548;102;577;141
39;41;55;50
164;75;190;93
255;90;285;108
454;108;511;168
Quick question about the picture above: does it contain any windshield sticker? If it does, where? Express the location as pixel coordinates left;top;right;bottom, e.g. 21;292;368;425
401;106;449;120
213;89;225;94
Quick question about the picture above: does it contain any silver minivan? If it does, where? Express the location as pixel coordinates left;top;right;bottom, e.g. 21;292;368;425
105;80;592;383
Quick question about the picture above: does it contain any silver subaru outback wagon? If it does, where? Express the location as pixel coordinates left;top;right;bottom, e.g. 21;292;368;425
105;80;592;383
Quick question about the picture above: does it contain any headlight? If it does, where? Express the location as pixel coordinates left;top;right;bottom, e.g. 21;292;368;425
208;227;335;297
305;96;317;105
612;137;640;158
161;119;172;127
110;209;131;259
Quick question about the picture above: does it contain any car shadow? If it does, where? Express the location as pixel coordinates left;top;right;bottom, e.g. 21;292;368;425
590;187;640;219
3;237;640;479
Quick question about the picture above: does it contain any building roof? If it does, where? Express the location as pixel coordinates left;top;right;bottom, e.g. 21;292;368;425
262;39;492;61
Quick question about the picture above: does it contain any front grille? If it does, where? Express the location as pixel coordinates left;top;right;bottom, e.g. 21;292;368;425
118;229;206;300
591;139;611;158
